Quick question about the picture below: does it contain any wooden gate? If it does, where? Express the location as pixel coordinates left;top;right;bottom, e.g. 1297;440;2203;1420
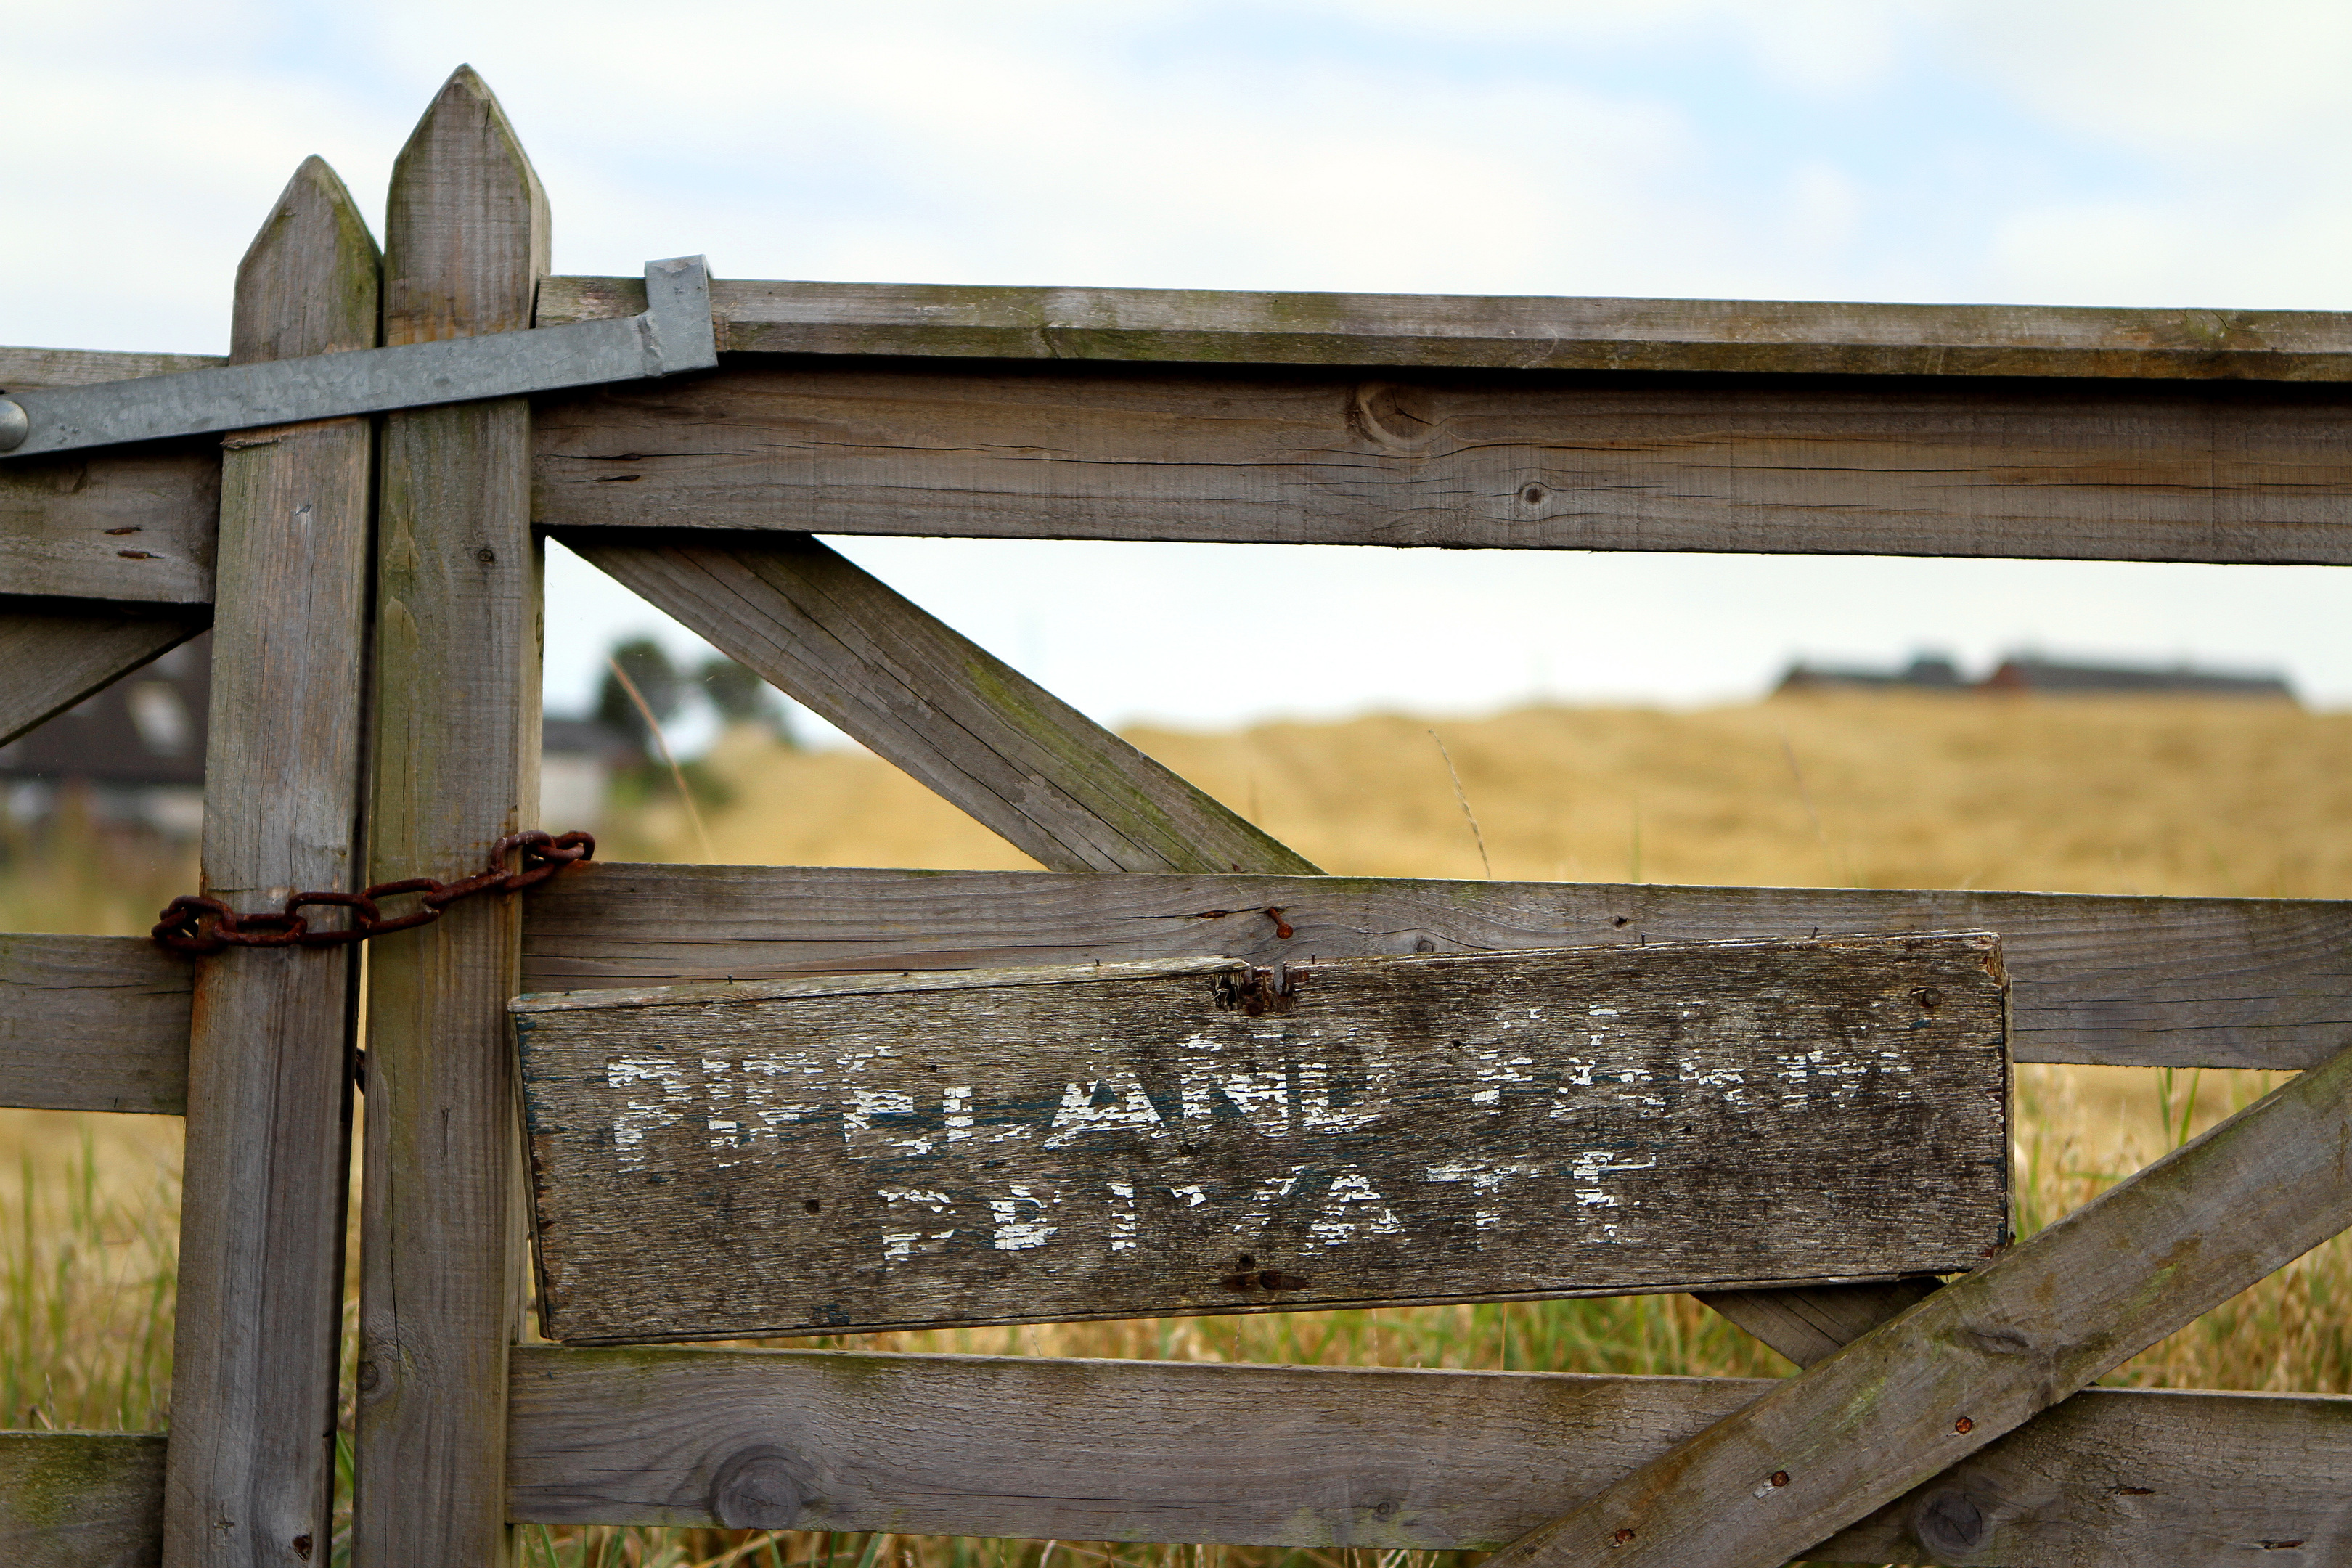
6;64;2352;1568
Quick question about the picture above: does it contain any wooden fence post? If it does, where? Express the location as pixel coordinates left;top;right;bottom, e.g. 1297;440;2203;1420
162;157;378;1568
354;65;547;1568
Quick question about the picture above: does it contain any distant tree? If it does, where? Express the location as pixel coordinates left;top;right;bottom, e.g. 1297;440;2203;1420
595;637;681;753
700;655;793;746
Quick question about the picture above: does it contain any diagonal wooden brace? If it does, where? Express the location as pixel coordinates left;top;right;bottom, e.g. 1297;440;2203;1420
1482;1032;2352;1568
560;528;1320;875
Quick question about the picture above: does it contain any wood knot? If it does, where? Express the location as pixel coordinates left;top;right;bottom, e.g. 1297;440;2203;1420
1914;1489;1987;1556
1956;1326;2033;1357
1349;382;1440;454
708;1445;814;1530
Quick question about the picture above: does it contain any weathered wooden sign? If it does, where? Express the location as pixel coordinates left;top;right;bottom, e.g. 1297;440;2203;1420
513;934;2009;1344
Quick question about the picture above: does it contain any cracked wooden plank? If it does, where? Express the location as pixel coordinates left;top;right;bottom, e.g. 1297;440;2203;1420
0;934;189;1114
506;1343;2352;1564
520;864;2352;1071
513;935;2009;1344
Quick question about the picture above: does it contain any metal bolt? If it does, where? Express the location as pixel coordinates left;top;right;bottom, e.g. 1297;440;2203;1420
0;399;27;453
1954;1416;1974;1434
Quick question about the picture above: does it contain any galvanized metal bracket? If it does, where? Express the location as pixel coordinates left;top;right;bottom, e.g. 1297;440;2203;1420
0;256;717;459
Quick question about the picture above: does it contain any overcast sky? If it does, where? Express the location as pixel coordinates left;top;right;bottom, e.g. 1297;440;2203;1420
15;1;2352;738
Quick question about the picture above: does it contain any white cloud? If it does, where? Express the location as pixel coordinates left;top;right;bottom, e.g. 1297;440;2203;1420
14;0;2352;719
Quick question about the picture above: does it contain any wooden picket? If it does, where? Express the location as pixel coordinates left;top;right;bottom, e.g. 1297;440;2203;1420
163;152;378;1567
4;59;2352;1568
355;67;550;1568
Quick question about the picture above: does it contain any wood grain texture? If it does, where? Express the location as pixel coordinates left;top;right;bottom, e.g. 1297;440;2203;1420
0;350;219;608
532;362;2352;566
567;532;1318;875
1;348;224;388
0;452;214;605
513;937;2009;1344
519;864;2352;1071
355;66;547;1568
1485;1032;2352;1568
0;603;207;747
0;935;189;1114
506;1343;2352;1564
535;274;2352;383
0;1431;166;1568
538;359;2352;566
163;157;377;1568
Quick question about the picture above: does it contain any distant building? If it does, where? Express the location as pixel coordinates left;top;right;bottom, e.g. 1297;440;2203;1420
1;634;641;836
542;715;642;828
1980;656;2295;699
1776;654;1968;694
1775;650;2296;702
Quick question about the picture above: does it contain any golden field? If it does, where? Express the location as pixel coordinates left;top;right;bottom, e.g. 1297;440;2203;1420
5;689;2350;1566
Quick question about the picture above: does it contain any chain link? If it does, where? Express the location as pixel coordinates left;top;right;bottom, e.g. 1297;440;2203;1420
151;830;595;956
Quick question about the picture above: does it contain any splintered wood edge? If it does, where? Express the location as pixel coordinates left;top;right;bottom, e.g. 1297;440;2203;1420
509;931;2003;1016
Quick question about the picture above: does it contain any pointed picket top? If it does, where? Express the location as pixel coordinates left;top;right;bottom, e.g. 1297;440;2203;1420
232;156;381;364
384;65;548;344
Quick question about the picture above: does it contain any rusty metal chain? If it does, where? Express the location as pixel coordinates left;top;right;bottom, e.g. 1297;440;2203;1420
151;830;595;956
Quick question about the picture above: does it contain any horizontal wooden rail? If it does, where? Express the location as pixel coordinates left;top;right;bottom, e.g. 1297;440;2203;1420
0;935;191;1114
534;366;2352;566
0;348;219;605
537;276;2352;383
507;1343;2352;1563
0;347;226;387
520;865;2352;1071
0;1431;166;1567
32;297;2352;611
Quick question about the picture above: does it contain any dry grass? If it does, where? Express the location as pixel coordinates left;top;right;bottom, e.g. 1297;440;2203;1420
8;693;2351;1564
